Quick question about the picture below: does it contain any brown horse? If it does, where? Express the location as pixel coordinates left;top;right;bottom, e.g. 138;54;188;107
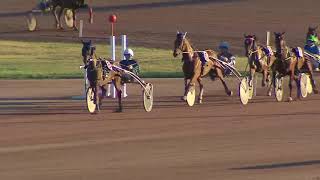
82;40;124;112
173;32;232;103
274;32;318;101
51;0;86;30
244;34;276;95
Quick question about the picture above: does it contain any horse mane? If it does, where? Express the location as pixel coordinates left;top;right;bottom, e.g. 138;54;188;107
184;37;196;51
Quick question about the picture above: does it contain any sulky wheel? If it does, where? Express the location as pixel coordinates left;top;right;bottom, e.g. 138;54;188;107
186;85;196;107
306;74;313;95
275;75;284;102
86;87;100;114
247;76;255;100
239;78;249;105
64;9;74;28
26;13;37;32
143;83;153;112
299;73;308;98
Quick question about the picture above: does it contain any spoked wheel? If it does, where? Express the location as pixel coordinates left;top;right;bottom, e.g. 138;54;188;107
247;77;255;100
300;73;308;98
64;9;74;28
143;83;153;112
306;74;313;95
186;85;196;107
26;13;37;32
239;78;249;105
86;87;100;114
275;75;284;102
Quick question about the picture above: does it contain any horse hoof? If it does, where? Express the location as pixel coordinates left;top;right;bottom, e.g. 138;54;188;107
227;91;233;96
198;99;203;104
267;91;272;96
181;96;187;101
73;27;79;31
288;97;293;102
314;89;319;94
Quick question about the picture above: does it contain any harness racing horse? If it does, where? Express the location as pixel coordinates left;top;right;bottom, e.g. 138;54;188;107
51;0;86;30
244;34;276;95
173;32;232;104
274;32;318;101
81;40;124;112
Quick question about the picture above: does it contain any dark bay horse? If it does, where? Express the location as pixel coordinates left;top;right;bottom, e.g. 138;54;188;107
173;32;232;103
51;0;86;30
82;40;124;112
244;34;276;95
274;32;318;101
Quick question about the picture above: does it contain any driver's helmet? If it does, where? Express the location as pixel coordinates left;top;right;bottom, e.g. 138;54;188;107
308;35;319;44
124;48;134;59
219;42;229;50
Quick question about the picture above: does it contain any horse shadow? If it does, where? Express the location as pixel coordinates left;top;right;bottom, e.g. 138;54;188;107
230;160;320;170
0;96;87;116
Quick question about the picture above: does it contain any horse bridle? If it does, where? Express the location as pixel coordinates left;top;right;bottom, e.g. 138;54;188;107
176;33;191;54
245;37;263;61
275;38;291;61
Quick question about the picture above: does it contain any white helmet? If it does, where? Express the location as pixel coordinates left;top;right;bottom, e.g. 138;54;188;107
124;48;134;58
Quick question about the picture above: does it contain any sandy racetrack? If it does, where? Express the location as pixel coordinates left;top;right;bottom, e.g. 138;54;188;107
0;79;320;180
0;0;320;179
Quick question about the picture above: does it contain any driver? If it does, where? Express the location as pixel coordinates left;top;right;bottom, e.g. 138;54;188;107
217;42;236;75
304;35;320;71
119;48;140;76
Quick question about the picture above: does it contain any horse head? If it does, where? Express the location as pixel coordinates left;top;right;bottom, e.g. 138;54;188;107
173;31;188;57
274;32;286;59
81;40;95;65
244;34;257;57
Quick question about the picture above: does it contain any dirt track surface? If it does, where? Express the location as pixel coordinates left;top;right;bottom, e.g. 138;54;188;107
0;0;319;54
0;78;320;180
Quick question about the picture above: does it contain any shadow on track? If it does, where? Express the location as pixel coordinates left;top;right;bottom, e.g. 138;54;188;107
230;160;320;170
93;0;244;12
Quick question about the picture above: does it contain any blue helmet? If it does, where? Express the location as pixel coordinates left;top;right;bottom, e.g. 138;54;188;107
219;41;229;49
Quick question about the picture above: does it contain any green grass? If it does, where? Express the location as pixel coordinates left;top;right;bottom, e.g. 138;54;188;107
0;40;247;79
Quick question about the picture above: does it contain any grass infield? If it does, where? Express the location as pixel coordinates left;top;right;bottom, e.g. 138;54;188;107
0;40;248;79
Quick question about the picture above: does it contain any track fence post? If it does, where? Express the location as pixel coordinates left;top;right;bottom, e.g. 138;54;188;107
107;35;117;98
121;35;128;97
79;20;83;38
266;31;270;46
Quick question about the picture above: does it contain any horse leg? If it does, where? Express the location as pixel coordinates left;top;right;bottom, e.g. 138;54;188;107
288;61;297;101
94;85;100;110
262;67;268;87
182;78;188;101
197;78;204;104
295;76;301;100
114;76;123;112
288;75;294;101
72;9;78;31
217;68;232;96
52;6;60;29
267;71;275;96
249;67;255;87
57;7;64;29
